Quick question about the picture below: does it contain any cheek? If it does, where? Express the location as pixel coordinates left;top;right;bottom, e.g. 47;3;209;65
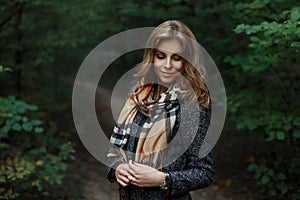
153;57;163;67
174;61;184;71
153;58;163;70
153;63;160;76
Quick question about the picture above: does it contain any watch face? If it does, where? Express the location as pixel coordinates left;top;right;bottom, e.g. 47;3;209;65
161;181;169;190
160;173;170;190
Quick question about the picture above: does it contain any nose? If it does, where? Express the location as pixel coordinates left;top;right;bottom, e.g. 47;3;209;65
164;57;172;69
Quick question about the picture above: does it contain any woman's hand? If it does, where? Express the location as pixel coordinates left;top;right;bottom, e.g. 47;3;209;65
128;160;165;187
115;163;135;187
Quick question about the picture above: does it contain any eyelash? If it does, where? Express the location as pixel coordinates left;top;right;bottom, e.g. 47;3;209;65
173;56;182;61
156;53;182;61
156;54;165;59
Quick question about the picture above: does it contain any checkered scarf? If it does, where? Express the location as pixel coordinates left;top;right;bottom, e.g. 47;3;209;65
108;83;180;169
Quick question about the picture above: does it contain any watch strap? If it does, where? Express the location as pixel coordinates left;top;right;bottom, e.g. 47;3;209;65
160;172;171;190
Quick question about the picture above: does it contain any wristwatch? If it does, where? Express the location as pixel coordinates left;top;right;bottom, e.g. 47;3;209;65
160;172;171;190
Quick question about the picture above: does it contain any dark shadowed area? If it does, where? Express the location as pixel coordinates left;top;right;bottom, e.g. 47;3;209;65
0;1;299;199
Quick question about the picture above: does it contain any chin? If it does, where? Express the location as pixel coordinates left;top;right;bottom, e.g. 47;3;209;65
159;79;175;86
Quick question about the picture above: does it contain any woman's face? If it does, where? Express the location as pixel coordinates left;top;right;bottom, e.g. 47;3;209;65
153;38;184;85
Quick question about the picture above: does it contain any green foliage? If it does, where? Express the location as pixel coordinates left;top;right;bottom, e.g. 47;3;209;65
0;96;75;199
225;0;300;199
0;65;12;73
1;0;299;199
247;150;300;199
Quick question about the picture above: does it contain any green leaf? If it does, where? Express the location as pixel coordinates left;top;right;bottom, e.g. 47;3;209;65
242;65;253;71
250;36;260;42
12;123;21;131
26;105;38;111
31;119;42;126
277;172;286;180
291;10;300;22
16;173;24;179
0;65;13;72
276;131;285;140
266;131;275;141
261;175;270;185
237;122;245;129
254;170;262;179
234;24;249;34
22;123;33;132
283;123;291;131
269;189;276;196
291;42;300;47
267;169;274;176
276;182;289;194
0;143;9;149
293;117;300;126
34;127;44;134
0;175;6;182
22;117;28;122
247;163;257;172
293;130;300;138
274;121;282;128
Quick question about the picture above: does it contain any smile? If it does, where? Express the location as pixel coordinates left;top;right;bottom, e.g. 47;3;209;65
161;71;175;78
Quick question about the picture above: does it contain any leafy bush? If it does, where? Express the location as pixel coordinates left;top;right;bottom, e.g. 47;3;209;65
247;150;300;199
0;96;75;199
225;1;300;199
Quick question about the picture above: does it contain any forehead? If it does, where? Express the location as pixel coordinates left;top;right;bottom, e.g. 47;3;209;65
156;38;183;54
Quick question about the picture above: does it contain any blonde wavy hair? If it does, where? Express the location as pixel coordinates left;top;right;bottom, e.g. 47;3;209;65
131;20;210;108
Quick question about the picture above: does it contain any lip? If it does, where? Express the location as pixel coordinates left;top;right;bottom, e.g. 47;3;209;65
161;71;174;78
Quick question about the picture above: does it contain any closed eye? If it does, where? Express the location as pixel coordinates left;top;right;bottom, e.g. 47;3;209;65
155;50;182;61
156;52;165;59
172;54;182;61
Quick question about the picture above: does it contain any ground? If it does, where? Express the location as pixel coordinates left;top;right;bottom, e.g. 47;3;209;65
76;131;258;200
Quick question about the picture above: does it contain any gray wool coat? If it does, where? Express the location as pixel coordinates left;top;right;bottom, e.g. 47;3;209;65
107;103;214;200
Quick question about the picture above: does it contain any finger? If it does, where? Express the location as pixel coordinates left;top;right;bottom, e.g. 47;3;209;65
115;163;125;171
127;167;136;176
117;178;129;187
122;164;135;176
133;160;142;165
119;169;128;177
124;171;129;177
130;178;140;187
127;175;136;182
116;170;128;179
118;174;131;184
128;162;139;172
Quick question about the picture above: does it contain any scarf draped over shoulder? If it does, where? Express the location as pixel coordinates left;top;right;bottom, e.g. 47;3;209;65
107;83;180;169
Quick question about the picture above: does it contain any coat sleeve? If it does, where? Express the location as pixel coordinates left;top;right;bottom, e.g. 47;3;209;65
106;128;126;183
106;144;124;183
167;107;214;197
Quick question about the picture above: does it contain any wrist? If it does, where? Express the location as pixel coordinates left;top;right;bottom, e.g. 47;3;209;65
114;162;124;174
160;172;171;190
116;162;124;169
158;171;165;186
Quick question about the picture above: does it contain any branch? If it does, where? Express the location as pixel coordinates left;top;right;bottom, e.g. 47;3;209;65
0;2;25;31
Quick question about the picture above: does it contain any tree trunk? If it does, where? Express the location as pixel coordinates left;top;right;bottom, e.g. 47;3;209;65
14;3;25;98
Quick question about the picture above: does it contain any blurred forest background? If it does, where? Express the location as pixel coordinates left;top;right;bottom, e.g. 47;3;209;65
0;0;299;199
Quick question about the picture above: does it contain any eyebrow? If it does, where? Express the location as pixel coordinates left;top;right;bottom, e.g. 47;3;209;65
156;49;183;55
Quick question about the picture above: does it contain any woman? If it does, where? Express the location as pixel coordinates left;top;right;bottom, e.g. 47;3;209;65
107;20;213;200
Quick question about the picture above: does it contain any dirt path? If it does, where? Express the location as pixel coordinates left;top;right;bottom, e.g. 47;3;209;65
79;132;257;200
